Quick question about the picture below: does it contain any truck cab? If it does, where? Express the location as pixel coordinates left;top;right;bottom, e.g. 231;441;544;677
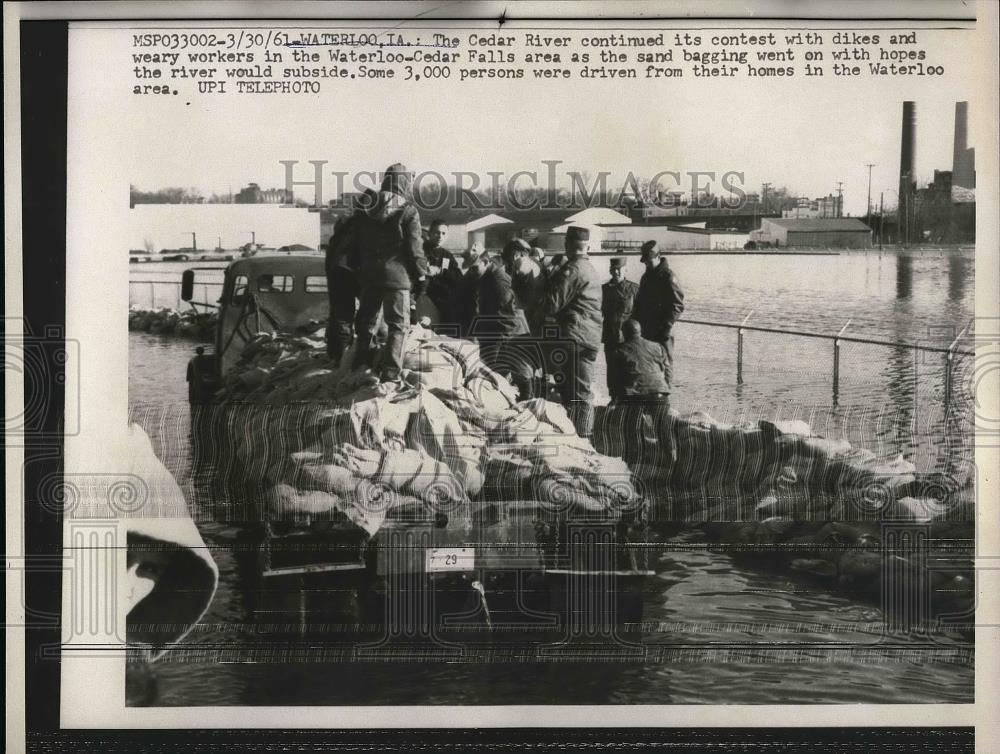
183;255;329;385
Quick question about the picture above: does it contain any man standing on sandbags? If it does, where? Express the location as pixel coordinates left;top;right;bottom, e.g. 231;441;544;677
633;240;685;387
601;257;639;394
542;225;603;438
324;189;373;365
350;164;429;381
477;238;534;399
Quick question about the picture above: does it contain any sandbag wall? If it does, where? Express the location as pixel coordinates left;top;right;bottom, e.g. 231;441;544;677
129;306;218;341
595;405;975;623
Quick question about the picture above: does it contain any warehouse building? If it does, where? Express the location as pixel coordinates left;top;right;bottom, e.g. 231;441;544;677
750;218;873;249
591;223;749;251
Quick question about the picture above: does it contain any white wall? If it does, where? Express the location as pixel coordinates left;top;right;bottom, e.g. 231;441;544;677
601;225;711;250
129;204;321;252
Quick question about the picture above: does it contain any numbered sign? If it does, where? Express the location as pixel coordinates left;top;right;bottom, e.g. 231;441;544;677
425;547;475;573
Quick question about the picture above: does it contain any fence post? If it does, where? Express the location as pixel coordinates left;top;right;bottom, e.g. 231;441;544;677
943;351;953;414
832;320;851;405
944;320;972;415
737;310;753;385
737;329;743;385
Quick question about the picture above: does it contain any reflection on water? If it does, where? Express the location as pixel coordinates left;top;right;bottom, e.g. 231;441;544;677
129;250;974;705
949;255;969;302
896;254;914;299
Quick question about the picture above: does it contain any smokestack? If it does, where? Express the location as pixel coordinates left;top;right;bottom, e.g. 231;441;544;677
898;101;916;245
953;101;975;190
899;101;916;199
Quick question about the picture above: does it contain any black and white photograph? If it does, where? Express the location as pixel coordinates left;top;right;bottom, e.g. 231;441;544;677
6;1;999;752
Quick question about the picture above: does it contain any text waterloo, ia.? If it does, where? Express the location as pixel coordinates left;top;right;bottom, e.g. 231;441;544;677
131;28;944;94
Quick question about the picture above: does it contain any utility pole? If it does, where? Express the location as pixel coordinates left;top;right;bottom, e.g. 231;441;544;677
191;232;197;251
864;163;875;224
878;191;884;250
761;182;771;215
836;182;844;217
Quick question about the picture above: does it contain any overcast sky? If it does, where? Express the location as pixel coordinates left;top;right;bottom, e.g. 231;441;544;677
98;24;981;216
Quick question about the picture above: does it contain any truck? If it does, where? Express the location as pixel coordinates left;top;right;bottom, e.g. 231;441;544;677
182;255;651;649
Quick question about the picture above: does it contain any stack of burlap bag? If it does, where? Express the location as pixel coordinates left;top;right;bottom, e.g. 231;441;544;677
219;324;639;536
595;405;975;618
595;408;974;525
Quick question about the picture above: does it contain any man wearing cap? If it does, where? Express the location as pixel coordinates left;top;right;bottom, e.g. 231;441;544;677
454;244;490;339
350;163;429;381
601;257;639;393
633;240;685;387
542;225;603;438
477;238;534;398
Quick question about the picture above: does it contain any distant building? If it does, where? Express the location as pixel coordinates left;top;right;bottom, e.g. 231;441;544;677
235;183;294;204
782;194;843;219
751;218;872;248
542;222;749;252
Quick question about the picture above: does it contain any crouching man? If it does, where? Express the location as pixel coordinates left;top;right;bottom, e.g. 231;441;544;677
606;318;674;473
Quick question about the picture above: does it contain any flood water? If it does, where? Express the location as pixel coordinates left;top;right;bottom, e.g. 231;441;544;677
128;249;974;705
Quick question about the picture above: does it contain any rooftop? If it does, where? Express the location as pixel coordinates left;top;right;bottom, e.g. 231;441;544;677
765;218;872;232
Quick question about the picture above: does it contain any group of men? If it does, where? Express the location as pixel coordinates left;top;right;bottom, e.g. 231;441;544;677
324;163;685;439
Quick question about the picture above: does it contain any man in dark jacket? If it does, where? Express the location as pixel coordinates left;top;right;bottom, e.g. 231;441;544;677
543;226;603;438
422;219;462;331
454;245;489;339
324;192;373;364
351;163;429;381
605;319;674;474
607;319;670;403
601;257;639;393
186;346;215;404
632;240;685;387
477;238;533;398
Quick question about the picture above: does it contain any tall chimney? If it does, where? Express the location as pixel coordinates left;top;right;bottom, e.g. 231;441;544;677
952;101;975;190
899;101;916;199
898;101;916;244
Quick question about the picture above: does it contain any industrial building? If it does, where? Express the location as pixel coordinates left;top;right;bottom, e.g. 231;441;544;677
750;218;872;249
592;223;749;252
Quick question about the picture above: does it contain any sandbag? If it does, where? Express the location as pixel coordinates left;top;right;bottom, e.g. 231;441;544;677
405;388;485;497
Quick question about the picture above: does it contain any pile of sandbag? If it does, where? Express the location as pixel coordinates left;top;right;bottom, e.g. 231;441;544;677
595;406;974;526
213;325;641;534
594;405;974;618
220;329;341;402
128;306;217;341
